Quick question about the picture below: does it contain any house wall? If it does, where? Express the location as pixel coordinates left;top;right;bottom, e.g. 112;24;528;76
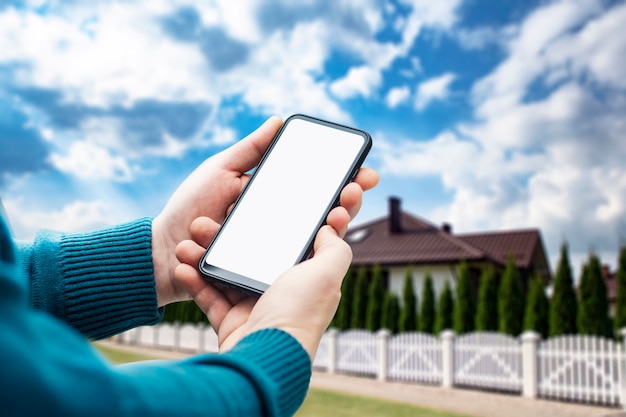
387;264;457;302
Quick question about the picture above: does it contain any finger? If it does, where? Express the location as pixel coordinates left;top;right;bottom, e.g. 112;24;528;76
339;182;363;222
214;297;257;348
311;225;353;271
353;167;380;191
175;239;206;266
326;206;351;238
174;262;233;330
189;216;221;248
215;116;283;174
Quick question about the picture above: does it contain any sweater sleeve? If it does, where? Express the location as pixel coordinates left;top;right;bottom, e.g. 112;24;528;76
2;214;311;417
17;218;162;339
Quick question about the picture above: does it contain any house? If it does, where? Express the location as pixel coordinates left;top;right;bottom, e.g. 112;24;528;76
345;197;551;298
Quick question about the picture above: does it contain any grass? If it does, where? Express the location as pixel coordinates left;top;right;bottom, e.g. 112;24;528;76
296;388;473;417
96;343;471;417
94;343;161;364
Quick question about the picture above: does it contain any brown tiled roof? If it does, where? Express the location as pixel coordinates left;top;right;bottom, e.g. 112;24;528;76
347;210;544;272
347;212;495;266
458;229;542;269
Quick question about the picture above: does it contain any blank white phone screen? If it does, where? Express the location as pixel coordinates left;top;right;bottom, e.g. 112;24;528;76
203;118;366;286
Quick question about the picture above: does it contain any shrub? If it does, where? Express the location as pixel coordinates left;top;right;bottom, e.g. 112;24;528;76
577;253;611;337
475;265;498;331
366;265;385;331
399;267;417;332
333;267;354;330
381;291;400;333
351;266;369;329
549;243;578;336
453;262;475;334
435;281;454;334
614;247;626;338
419;273;435;334
523;275;549;338
498;256;525;336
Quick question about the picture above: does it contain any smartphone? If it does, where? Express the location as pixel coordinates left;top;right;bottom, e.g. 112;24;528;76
199;114;372;294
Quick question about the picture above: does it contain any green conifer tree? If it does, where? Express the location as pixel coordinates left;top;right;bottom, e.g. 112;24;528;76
399;267;417;332
366;265;385;331
523;275;549;338
498;256;525;336
548;243;578;336
435;281;455;334
453;262;475;334
577;253;611;337
381;291;400;333
333;268;354;330
419;274;435;334
351;266;369;329
475;265;499;331
615;247;626;338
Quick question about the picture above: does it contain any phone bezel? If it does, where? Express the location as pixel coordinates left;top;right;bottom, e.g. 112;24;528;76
198;114;372;295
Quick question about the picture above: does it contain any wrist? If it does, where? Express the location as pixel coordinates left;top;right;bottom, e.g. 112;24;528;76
152;215;186;306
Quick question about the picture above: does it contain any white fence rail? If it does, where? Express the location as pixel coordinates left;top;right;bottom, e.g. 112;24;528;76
454;332;522;392
115;325;626;409
388;332;441;384
114;323;219;353
336;330;377;376
538;335;624;406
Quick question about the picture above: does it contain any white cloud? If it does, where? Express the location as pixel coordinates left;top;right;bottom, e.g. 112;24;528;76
399;0;461;29
385;86;411;108
0;5;215;107
228;20;349;122
471;0;608;118
376;1;626;271
49;141;135;182
454;26;511;50
331;66;383;100
415;72;456;110
4;199;114;239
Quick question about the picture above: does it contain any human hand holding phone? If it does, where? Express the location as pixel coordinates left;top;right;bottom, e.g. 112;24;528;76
199;115;372;294
174;115;378;356
174;167;378;352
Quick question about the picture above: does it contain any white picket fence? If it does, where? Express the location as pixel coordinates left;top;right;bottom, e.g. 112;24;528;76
538;335;624;405
114;325;626;408
114;323;219;353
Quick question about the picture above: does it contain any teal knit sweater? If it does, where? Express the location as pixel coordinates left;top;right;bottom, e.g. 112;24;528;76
0;213;310;416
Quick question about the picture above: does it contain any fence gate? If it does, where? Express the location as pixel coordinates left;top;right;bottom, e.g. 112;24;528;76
454;332;522;392
538;335;624;406
388;332;442;384
336;330;377;376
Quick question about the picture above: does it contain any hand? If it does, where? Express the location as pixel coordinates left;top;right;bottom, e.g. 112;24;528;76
153;116;379;307
173;157;378;357
175;213;359;359
152;116;283;306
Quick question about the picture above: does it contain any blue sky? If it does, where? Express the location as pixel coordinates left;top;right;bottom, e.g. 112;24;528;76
1;0;625;275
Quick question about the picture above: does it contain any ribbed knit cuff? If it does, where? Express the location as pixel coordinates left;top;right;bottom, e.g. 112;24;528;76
208;329;311;417
31;218;162;339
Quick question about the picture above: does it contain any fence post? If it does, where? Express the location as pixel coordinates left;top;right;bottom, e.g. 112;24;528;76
153;324;159;348
521;331;540;398
620;328;626;409
174;322;181;351
327;328;338;374
377;329;391;382
441;330;455;388
197;324;204;353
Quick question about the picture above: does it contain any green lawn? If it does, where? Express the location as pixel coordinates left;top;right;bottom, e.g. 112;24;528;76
94;343;162;364
96;343;471;417
296;388;473;417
